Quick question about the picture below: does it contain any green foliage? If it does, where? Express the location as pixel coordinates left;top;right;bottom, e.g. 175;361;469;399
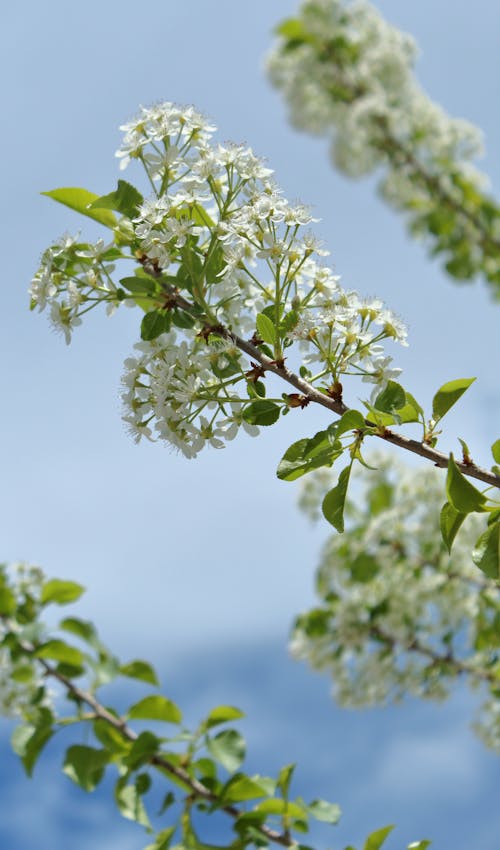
270;5;500;297
322;465;352;532
0;565;390;850
41;187;118;228
206;729;246;773
256;312;277;346
439;502;466;554
432;378;476;422
363;825;394;850
446;455;487;514
294;458;500;751
128;695;182;724
63;745;110;792
277;410;365;482
373;381;406;414
41;578;85;606
121;660;160;687
472;519;500;579
90;180;144;218
11;709;54;776
141;310;172;341
243;400;281;426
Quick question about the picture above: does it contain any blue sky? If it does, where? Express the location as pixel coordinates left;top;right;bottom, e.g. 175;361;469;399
1;1;500;848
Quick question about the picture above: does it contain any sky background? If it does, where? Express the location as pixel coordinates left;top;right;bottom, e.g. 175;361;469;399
1;1;500;849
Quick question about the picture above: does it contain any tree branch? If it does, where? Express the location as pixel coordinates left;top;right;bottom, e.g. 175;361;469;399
33;653;296;848
167;287;500;491
370;624;497;685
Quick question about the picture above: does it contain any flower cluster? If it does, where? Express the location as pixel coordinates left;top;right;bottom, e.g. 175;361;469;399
293;457;500;751
267;1;500;289
30;235;124;343
0;564;51;719
121;334;259;456
31;101;408;456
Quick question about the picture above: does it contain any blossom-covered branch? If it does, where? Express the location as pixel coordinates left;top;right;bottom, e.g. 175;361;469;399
294;458;500;752
29;101;500;574
267;0;500;297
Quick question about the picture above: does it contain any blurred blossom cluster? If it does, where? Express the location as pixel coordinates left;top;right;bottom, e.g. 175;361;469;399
293;457;500;751
0;564;51;719
30;101;407;457
268;0;500;288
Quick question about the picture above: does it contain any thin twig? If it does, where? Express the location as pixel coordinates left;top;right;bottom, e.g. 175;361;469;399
370;624;498;685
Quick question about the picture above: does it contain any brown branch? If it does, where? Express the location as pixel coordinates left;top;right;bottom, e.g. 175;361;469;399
167;287;500;490
370;624;498;685
32;653;295;848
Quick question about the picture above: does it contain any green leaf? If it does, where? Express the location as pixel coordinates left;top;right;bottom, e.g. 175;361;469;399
407;842;431;850
350;553;379;583
205;705;245;729
491;439;500;464
128;695;182;724
41;579;85;606
206;729;246;773
446;455;487;514
335;409;366;435
11;710;54;776
89;654;120;688
124;731;162;768
243;400;281;426
115;775;152;830
119;276;157;296
472;521;500;579
0;584;16;616
41;187;118;228
171;309;196;329
439;502;466;553
277;427;342;482
63;745;109;791
363;825;395;850
35;640;84;667
90;180;143;218
322;465;352;532
281;309;300;335
255;799;306;818
367;481;393;516
141;310;171;341
275;17;308;42
277;763;295;798
143;827;177;850
222;774;268;803
93;719;131;755
178;202;214;229
373;381;406;414
395;391;423;424
307;799;342;824
120;660;159;686
11;664;35;683
256;313;277;346
432;377;476;421
59;617;100;648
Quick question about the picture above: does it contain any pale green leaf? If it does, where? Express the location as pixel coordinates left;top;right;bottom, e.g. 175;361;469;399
42;187;118;228
432;378;476;421
128;695;182;724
